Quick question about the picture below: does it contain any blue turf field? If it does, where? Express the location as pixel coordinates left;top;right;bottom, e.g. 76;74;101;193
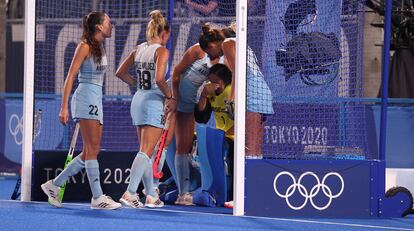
1;179;414;231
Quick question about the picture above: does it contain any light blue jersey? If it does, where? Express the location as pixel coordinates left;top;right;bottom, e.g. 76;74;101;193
228;38;274;114
182;52;211;86
131;42;167;128
71;54;107;124
177;51;214;113
246;45;274;114
134;42;164;90
78;55;108;87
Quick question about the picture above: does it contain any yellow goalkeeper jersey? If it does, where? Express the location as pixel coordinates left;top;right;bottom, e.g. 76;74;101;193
209;85;234;139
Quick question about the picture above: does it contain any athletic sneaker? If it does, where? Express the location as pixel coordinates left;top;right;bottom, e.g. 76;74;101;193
91;195;122;210
246;154;263;159
145;195;164;208
41;180;62;208
245;155;257;159
224;200;234;209
119;191;143;208
175;193;194;206
142;187;160;197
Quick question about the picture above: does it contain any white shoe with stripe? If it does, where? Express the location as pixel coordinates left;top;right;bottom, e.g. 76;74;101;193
41;180;62;208
119;191;143;208
145;195;164;208
91;195;122;210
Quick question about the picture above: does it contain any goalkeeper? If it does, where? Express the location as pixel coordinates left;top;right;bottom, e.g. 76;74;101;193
195;63;234;139
194;63;234;204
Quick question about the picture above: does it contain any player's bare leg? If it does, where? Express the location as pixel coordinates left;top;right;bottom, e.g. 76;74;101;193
246;112;263;159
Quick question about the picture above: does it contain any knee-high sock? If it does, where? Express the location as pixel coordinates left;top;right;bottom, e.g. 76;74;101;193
53;155;85;187
151;148;167;188
127;152;150;195
175;153;191;194
85;160;103;199
165;138;177;183
142;155;157;198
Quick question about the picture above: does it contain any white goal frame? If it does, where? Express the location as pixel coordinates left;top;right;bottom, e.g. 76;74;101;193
22;0;248;216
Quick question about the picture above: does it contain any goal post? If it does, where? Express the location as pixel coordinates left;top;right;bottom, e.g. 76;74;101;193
233;0;247;216
21;0;36;202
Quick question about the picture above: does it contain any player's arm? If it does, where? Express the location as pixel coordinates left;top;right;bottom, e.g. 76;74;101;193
154;47;172;98
59;42;89;125
194;93;212;124
115;49;137;86
222;39;236;100
195;82;219;123
184;0;218;15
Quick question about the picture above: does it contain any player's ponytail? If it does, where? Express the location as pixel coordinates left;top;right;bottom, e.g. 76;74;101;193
81;11;105;63
199;23;225;50
147;10;170;41
201;23;212;35
222;21;236;38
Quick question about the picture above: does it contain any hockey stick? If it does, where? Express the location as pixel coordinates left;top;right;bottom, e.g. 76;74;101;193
153;113;172;179
11;109;43;200
58;122;80;202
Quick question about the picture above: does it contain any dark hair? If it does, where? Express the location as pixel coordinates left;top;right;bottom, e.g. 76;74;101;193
221;27;236;38
198;23;225;51
81;11;106;63
147;10;170;41
222;22;236;38
209;63;232;86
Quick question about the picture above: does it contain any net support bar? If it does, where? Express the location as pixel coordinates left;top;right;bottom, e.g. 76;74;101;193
234;0;247;216
21;0;36;202
379;0;392;161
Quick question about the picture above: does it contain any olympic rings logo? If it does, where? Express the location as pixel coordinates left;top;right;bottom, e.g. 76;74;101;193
8;114;41;145
9;114;24;145
273;171;344;211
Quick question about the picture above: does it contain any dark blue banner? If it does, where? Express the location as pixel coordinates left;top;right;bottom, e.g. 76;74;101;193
262;102;378;160
32;150;140;202
245;159;374;217
263;103;339;158
1;98;65;165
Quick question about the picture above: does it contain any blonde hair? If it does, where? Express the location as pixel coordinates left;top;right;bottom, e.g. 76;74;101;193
146;10;170;41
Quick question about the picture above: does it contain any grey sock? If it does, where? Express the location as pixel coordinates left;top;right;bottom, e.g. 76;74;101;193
175;153;191;194
53;155;84;187
127;152;150;195
85;160;103;199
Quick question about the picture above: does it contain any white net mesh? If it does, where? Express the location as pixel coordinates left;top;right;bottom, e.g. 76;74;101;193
247;0;375;160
